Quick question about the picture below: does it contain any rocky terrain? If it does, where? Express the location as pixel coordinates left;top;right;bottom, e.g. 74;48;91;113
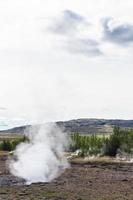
0;154;133;199
1;118;133;135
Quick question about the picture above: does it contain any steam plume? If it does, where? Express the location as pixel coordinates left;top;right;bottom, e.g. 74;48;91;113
9;123;69;184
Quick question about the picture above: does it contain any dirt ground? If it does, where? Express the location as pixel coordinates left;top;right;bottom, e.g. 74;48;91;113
0;155;133;200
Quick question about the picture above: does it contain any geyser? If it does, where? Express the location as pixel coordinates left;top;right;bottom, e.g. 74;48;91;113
9;123;69;184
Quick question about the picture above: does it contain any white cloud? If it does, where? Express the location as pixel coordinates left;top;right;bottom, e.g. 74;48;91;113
49;10;88;35
48;10;102;57
102;17;133;45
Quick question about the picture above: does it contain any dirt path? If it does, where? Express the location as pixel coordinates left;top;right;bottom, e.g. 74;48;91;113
0;156;133;200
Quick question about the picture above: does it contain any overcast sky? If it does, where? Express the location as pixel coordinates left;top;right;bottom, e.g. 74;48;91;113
0;0;133;126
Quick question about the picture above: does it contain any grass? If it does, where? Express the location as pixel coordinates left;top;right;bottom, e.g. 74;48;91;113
0;151;9;156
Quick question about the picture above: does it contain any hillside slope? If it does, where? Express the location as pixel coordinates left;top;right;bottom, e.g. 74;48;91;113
1;118;133;135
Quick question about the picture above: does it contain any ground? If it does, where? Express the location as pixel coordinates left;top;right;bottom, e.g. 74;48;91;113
0;154;133;200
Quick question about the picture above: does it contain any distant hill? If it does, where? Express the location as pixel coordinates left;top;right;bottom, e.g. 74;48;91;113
0;125;31;135
1;118;133;135
57;118;133;134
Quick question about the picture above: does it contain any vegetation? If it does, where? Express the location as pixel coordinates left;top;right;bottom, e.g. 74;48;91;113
104;127;133;156
70;127;133;157
1;127;133;157
0;136;27;151
70;133;106;156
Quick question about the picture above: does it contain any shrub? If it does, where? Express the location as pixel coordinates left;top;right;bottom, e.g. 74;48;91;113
104;127;133;156
70;127;133;157
0;136;27;152
70;133;106;157
0;140;12;151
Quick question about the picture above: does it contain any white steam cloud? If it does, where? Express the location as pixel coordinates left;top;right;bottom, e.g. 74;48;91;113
9;123;69;184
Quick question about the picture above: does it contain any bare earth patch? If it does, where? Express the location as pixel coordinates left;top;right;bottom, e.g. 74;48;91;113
0;154;133;200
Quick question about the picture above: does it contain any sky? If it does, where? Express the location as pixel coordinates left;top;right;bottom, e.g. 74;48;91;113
0;0;133;127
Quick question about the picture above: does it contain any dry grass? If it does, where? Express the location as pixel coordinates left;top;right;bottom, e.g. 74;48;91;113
0;134;23;141
0;151;9;156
